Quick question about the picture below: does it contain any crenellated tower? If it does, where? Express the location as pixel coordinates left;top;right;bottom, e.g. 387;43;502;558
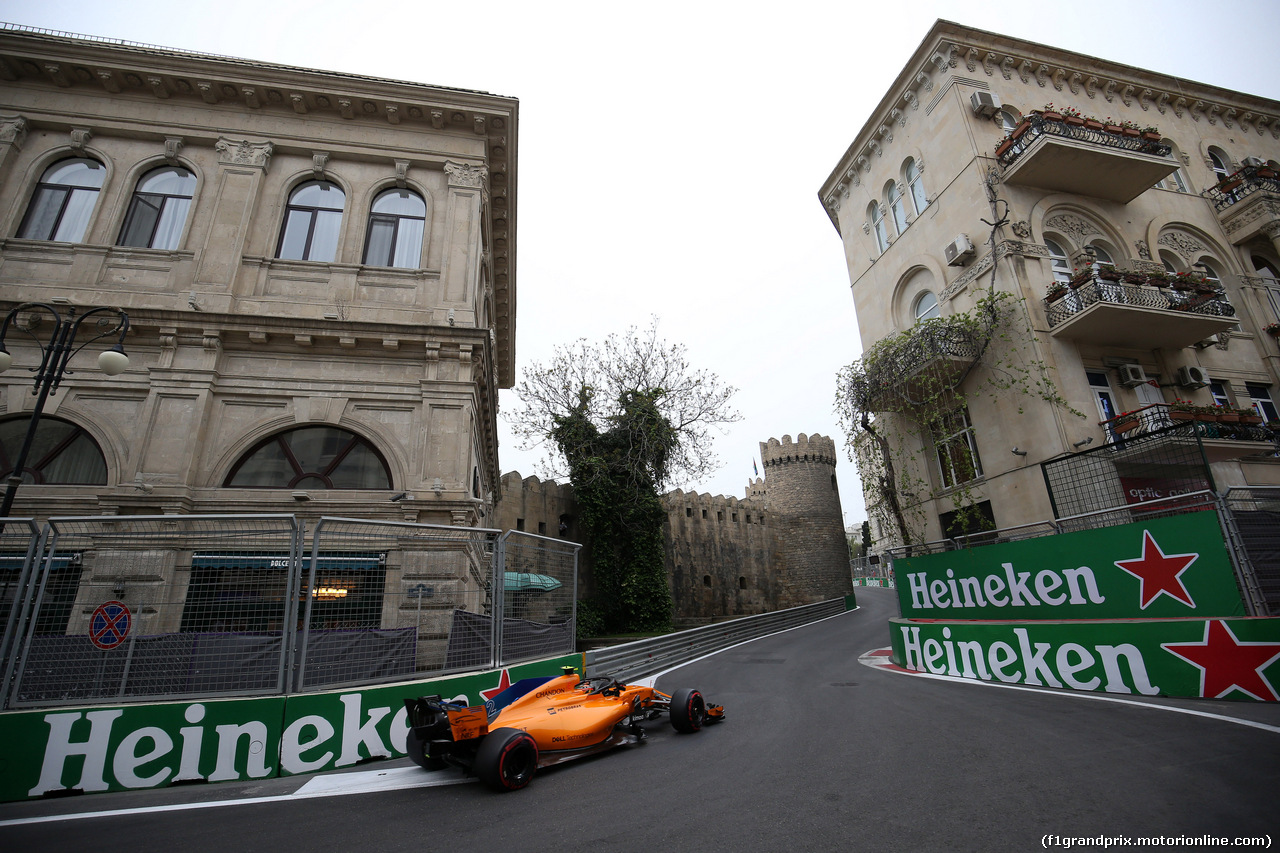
759;433;851;607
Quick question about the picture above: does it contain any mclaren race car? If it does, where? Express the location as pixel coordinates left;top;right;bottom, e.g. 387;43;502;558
404;667;724;791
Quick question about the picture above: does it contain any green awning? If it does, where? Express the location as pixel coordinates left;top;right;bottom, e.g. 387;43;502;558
504;571;562;592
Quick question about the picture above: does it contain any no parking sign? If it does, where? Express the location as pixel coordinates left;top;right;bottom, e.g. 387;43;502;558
89;600;131;650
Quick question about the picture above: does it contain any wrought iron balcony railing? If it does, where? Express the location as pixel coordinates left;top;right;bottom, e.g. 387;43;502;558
1100;403;1278;448
1204;163;1280;211
1044;274;1234;329
996;112;1172;169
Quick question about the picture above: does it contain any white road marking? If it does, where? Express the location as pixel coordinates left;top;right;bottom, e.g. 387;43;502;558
0;767;473;827
859;646;1280;735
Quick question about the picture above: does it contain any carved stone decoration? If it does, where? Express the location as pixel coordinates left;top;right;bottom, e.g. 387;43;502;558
965;47;980;73
855;154;869;173
386;105;400;125
164;137;184;164
242;87;260;109
1011;220;1031;239
1052;67;1066;91
861;220;871;235
890;107;904;128
1104;79;1117;102
290;93;307;114
1140;88;1154;110
97;70;120;93
202;331;222;352
473;116;487;135
1044;213;1101;244
983;52;999;76
311;152;329;178
430;109;444;129
147;76;169;99
867;139;882;158
902;89;919;111
1001;55;1015;80
1068;71;1083;95
1190;100;1205;121
1121;85;1136;107
1207;104;1222;126
1156;92;1170;114
43;63;70;87
69;127;92;154
338;99;353;119
1173;97;1187;118
197;81;218;104
1036;64;1051;88
444;161;486;189
214;137;273;171
1085;76;1099;99
1136;240;1151;261
1018;59;1033;84
0;115;28;148
1157;229;1205;259
394;159;410;188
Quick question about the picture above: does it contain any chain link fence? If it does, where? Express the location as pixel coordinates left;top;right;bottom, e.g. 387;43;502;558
1;515;581;709
1218;487;1280;616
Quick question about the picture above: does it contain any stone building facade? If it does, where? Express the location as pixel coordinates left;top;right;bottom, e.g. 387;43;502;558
0;26;516;525
497;433;853;621
819;20;1280;549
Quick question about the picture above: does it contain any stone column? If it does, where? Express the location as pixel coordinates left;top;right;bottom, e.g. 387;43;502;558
440;161;487;310
0;114;27;174
195;138;273;288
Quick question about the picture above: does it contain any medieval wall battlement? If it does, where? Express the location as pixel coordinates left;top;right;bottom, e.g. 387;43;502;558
496;431;851;622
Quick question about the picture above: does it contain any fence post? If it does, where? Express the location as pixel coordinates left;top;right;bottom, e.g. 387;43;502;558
281;518;307;694
0;519;44;710
492;534;505;669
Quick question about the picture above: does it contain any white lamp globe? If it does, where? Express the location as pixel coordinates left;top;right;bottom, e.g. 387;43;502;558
0;349;11;373
97;347;129;376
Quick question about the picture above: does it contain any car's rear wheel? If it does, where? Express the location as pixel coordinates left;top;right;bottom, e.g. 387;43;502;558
405;728;447;770
669;688;706;733
474;728;539;792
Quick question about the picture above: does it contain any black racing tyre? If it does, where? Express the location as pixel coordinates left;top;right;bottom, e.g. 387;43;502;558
405;728;446;771
669;688;706;733
474;728;539;792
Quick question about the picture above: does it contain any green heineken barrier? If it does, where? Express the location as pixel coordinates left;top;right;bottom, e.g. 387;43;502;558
889;617;1280;702
0;654;579;802
895;511;1244;620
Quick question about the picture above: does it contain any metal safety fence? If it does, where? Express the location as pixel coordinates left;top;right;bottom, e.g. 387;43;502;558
0;515;580;710
1218;487;1280;616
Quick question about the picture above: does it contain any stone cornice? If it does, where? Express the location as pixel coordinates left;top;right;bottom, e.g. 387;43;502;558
819;20;1280;232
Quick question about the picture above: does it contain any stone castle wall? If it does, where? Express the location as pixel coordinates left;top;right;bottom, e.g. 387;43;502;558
496;432;852;620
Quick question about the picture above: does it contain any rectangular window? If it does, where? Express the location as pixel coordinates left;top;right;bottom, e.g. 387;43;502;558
934;408;983;489
1209;380;1232;409
1087;371;1118;422
1246;384;1279;422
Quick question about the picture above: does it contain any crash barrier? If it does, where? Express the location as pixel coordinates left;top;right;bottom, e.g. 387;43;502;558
887;507;1280;701
0;515;579;710
584;596;852;684
0;652;581;803
853;577;894;588
885;490;1274;617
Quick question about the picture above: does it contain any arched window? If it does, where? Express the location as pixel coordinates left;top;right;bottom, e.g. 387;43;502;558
905;158;928;214
1088;244;1114;265
913;291;940;323
0;416;107;485
277;181;345;262
363;188;426;268
224;426;391;489
999;109;1021;133
1045;239;1073;284
869;201;888;253
1208;148;1232;183
118;166;197;250
887;182;908;234
17;158;105;243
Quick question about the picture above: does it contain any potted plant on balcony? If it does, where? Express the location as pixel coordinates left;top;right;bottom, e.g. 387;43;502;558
1103;117;1124;134
1041;103;1063;122
1084;116;1104;131
1172;271;1205;292
1122;269;1145;284
1264;322;1280;338
1069;267;1094;287
1169;400;1197;421
1238;407;1263;425
1216;405;1240;424
1258;165;1277;179
1113;411;1140;433
1096;264;1121;282
1140;125;1162;141
1119;120;1143;138
1060;105;1085;127
1145;272;1170;288
1046;282;1068;303
1216;174;1243;193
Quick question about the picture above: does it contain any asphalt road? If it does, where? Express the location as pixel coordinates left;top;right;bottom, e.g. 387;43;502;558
3;587;1278;852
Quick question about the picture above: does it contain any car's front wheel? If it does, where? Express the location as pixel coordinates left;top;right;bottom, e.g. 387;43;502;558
474;728;539;792
669;688;706;733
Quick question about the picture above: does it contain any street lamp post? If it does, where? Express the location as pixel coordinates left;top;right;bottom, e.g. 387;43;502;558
0;302;130;518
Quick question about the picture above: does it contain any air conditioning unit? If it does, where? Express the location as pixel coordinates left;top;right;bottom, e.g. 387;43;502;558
944;234;976;266
1242;156;1264;168
1117;364;1148;387
970;91;1002;117
1177;365;1209;388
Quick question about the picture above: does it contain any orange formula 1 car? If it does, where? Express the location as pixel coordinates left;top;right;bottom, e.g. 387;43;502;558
404;667;724;791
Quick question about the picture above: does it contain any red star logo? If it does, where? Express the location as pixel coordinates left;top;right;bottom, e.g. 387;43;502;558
1163;621;1280;701
1114;530;1198;609
480;668;512;701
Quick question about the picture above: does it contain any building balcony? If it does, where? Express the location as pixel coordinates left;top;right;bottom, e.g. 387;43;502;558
855;322;985;412
996;113;1177;203
1204;164;1280;246
1044;273;1236;349
1100;404;1278;464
